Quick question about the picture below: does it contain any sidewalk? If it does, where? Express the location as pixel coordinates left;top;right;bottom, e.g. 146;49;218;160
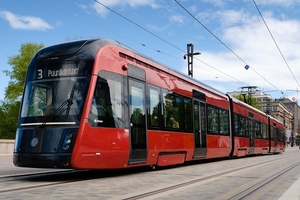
279;146;300;200
279;176;300;200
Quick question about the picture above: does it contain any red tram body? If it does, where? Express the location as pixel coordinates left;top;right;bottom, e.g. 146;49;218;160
13;38;285;169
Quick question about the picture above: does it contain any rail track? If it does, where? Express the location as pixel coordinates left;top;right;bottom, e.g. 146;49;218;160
122;157;300;199
0;150;299;199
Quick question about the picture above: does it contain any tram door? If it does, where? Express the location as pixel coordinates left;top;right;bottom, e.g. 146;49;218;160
249;119;255;154
128;79;147;164
272;126;277;152
193;99;207;158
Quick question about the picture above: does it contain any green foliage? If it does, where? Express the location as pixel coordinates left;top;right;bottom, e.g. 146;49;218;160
233;94;261;110
0;100;20;139
296;135;300;143
0;43;44;139
27;87;47;117
4;43;44;102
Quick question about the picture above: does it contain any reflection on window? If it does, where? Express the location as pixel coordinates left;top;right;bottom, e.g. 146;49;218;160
207;106;219;133
148;86;192;132
254;121;261;138
261;123;268;139
247;119;253;137
21;78;88;122
28;86;47;117
149;87;160;127
183;98;192;131
130;86;145;117
163;92;180;129
219;110;229;135
207;106;229;135
130;82;146;149
234;114;269;138
271;126;275;140
89;71;125;128
239;116;246;136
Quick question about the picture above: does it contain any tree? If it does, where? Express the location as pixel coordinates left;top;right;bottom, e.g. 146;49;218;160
296;135;300;146
0;43;44;139
233;94;261;110
0;100;20;139
4;43;44;102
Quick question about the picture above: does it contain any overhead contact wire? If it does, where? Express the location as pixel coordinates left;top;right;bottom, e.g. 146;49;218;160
253;0;300;89
174;0;281;91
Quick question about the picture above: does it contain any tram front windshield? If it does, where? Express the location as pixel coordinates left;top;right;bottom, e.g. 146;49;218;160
20;77;89;125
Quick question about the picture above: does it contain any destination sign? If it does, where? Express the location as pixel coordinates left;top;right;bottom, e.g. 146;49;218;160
37;67;79;79
30;60;94;81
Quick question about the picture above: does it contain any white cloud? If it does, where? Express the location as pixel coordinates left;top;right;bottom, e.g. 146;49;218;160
169;15;184;23
216;9;253;27
189;5;197;13
191;11;300;97
255;0;300;7
196;9;253;28
92;0;159;17
0;11;52;31
77;3;90;13
201;0;229;7
147;24;164;32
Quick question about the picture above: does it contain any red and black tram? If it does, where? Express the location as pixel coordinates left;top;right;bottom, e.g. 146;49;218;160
13;38;285;169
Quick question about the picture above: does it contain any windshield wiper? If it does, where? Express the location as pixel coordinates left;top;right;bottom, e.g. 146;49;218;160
41;84;76;126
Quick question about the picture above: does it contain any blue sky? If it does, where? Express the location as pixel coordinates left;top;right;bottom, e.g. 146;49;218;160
1;0;300;102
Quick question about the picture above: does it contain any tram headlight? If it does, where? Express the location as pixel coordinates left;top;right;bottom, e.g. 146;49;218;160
62;144;70;151
62;132;73;151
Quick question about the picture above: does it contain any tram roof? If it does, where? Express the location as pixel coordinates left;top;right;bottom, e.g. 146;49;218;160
37;38;227;98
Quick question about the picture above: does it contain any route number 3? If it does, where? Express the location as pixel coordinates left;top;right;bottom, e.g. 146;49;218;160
38;69;43;79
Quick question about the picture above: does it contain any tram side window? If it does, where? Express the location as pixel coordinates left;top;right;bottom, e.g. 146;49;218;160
183;98;192;131
280;129;285;142
234;114;247;136
277;128;284;142
274;127;281;141
207;106;219;133
270;126;275;140
247;119;253;138
89;72;125;128
149;86;160;128
240;117;248;137
234;114;239;135
261;123;268;139
219;109;229;135
163;92;180;129
254;121;262;138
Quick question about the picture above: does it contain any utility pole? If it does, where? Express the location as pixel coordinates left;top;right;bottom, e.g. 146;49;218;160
240;86;258;106
291;117;294;147
184;44;200;77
